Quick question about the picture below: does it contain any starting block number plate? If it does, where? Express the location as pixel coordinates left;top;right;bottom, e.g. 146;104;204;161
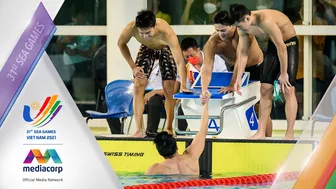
245;105;258;130
208;119;220;131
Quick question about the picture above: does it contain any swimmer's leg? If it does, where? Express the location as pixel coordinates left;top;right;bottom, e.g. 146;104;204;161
250;83;273;139
132;45;155;138
160;46;177;136
265;116;273;137
250;41;277;140
283;86;297;140
248;62;273;137
132;78;147;138
255;102;273;137
283;37;299;140
162;80;176;136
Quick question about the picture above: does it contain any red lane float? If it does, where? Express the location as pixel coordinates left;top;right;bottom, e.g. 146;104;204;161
124;172;300;189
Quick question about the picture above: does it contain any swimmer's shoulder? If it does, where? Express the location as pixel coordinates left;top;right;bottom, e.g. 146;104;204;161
149;162;161;168
124;21;138;35
155;18;176;40
156;18;172;33
145;163;162;175
210;32;221;42
156;18;169;25
252;10;273;25
179;153;197;167
181;150;194;159
205;32;221;48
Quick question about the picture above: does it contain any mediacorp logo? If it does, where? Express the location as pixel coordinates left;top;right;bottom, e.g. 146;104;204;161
23;95;62;128
23;149;63;174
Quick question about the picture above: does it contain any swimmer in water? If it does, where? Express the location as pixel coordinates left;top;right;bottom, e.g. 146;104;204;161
145;102;209;175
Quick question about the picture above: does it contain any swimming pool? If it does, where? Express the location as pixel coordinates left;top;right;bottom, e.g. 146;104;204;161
119;174;297;189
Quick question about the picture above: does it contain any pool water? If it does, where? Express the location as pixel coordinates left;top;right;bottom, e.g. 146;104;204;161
177;187;269;189
119;175;271;189
119;175;199;186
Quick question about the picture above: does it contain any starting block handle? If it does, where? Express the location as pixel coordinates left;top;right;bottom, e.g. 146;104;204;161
174;96;257;136
220;96;257;115
175;115;221;120
175;130;221;135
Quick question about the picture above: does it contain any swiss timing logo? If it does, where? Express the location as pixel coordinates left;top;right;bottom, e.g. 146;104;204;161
23;95;62;128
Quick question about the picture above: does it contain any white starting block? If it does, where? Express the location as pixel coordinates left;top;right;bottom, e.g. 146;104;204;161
173;72;261;139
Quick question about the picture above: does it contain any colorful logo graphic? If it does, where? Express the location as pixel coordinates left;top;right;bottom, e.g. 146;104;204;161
23;149;62;164
23;95;62;127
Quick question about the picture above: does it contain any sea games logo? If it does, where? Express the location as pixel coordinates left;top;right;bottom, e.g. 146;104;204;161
23;95;62;127
23;95;62;141
23;149;63;174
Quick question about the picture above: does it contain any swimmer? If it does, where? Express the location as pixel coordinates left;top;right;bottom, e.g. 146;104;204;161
200;11;273;137
145;103;209;175
200;10;264;97
118;10;189;137
228;4;298;140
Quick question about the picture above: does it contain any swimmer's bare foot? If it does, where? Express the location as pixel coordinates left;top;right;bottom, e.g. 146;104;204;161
166;129;176;137
283;135;295;140
131;130;145;138
249;131;266;140
282;130;295;140
283;133;295;140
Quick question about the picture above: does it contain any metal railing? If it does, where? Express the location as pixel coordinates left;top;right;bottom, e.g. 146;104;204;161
174;96;257;136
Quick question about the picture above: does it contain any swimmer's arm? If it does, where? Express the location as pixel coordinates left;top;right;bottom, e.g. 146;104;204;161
259;20;287;74
232;31;251;84
165;32;188;90
151;89;165;96
201;41;215;93
184;104;209;159
117;22;137;69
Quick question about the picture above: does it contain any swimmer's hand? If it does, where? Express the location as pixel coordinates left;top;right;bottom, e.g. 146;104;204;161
200;90;211;105
278;73;291;93
132;67;146;80
218;82;242;96
144;91;156;104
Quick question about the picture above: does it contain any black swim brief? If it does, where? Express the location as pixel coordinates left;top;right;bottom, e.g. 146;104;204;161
135;44;177;81
245;63;262;81
261;36;299;86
